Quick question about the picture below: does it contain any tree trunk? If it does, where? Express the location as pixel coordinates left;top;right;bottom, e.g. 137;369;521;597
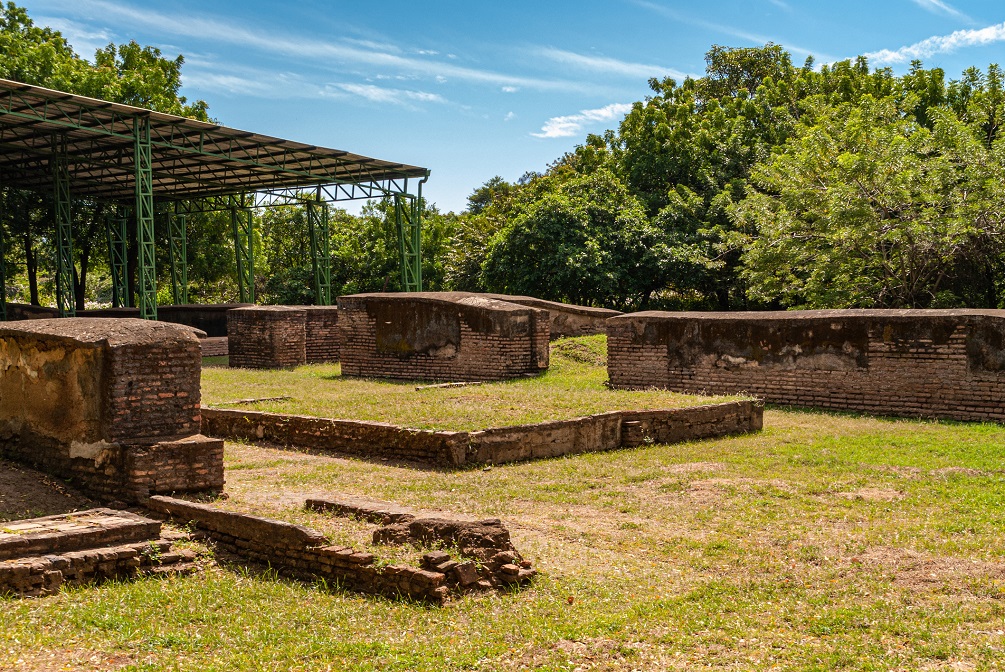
23;231;38;306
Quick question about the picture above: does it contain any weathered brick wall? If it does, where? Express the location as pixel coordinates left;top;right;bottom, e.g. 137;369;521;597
337;292;550;382
303;306;340;363
0;318;223;501
480;293;621;339
228;306;307;369
607;309;1005;422
201;400;762;467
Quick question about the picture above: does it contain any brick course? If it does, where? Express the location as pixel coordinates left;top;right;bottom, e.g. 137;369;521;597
607;309;1005;422
337;292;550;382
0;318;223;501
201;400;761;467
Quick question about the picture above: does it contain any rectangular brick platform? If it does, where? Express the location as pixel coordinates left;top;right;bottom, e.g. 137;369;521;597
0;318;224;501
607;309;1005;422
338;292;550;382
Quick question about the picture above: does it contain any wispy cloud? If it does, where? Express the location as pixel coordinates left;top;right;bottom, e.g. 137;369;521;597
33;15;112;59
865;21;1005;64
532;103;632;139
767;0;791;9
45;0;591;93
537;47;691;80
630;0;831;62
910;0;971;22
326;83;447;108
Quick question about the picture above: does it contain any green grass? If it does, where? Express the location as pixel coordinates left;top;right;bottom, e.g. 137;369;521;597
199;335;745;431
4;410;1005;670
5;337;1005;669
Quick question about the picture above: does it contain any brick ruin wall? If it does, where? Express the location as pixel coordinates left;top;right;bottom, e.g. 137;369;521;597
228;306;307;369
479;294;621;339
607;309;1005;422
227;306;340;368
0;318;223;501
337;292;550;382
201;400;762;467
304;306;340;363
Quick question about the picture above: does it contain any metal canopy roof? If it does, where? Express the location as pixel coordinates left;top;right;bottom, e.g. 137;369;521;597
0;78;429;204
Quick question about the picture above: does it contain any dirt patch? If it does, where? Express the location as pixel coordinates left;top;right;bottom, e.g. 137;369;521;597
834;488;904;502
854;546;1005;593
931;466;990;478
664;461;724;475
0;459;97;521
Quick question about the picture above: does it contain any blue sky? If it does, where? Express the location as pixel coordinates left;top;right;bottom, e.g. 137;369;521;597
21;0;1005;213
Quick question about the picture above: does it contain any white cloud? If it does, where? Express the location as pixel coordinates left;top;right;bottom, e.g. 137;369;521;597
767;0;790;9
33;15;112;59
865;22;1005;64
502;86;519;93
43;0;591;93
910;0;971;21
532;103;632;139
326;83;447;107
537;47;690;80
504;111;515;121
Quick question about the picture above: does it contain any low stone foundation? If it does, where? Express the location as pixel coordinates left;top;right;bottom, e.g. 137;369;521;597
607;309;1005;422
201;400;762;467
0;318;224;501
146;495;533;604
228;306;307;369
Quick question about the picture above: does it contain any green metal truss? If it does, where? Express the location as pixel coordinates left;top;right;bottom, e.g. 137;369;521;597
229;194;255;304
0;215;6;322
394;193;422;293
134;116;157;320
170;202;190;305
306;192;332;306
52;134;75;317
105;208;129;308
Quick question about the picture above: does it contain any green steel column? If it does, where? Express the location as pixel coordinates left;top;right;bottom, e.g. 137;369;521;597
229;194;255;304
306;191;332;305
105;208;130;308
169;202;189;305
0;217;6;322
134;115;157;320
394;192;422;292
52;134;75;317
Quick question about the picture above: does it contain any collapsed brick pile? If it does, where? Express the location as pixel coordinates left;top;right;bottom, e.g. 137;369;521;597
310;497;536;590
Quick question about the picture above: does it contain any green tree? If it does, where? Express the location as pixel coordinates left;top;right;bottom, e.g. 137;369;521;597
735;96;1005;308
481;169;664;309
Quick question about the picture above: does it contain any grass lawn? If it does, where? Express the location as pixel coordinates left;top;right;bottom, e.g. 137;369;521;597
3;407;1005;670
199;335;745;431
5;336;1005;670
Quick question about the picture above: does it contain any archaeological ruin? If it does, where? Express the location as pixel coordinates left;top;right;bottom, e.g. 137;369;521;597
607;309;1005;422
0;318;224;502
337;292;551;382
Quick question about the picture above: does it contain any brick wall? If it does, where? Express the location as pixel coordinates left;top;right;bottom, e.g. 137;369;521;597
304;306;340;363
607;309;1005;422
228;306;307;369
201;400;761;467
337;292;550;382
0;318;223;501
480;293;621;339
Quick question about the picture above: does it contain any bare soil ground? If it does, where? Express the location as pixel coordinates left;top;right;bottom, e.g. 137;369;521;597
0;458;97;522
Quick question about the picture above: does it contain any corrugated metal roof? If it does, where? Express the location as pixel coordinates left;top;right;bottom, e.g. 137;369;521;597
0;78;428;203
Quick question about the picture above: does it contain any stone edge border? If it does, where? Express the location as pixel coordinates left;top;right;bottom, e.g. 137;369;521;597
201;400;763;467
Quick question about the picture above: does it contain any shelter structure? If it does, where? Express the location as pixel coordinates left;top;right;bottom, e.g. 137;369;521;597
0;78;429;321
